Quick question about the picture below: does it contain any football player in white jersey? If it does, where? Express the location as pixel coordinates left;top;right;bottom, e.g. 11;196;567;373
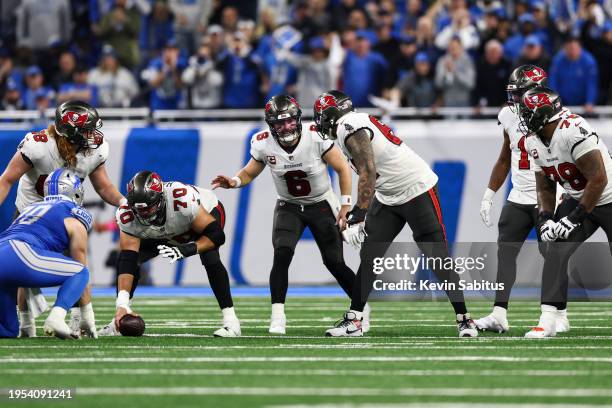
314;90;477;337
212;95;361;335
518;87;612;338
99;170;240;337
476;65;569;334
0;100;124;337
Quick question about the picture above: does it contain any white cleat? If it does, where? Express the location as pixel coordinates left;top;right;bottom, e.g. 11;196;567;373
325;312;363;337
68;308;81;334
98;319;121;337
475;313;509;333
457;314;478;337
525;308;557;339
43;317;79;340
214;320;241;337
556;310;570;333
269;314;286;335
362;304;371;333
18;324;36;338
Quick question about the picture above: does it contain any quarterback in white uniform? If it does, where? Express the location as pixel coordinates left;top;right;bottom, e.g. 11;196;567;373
518;87;612;338
314;90;477;338
99;170;240;337
0;101;124;338
212;94;360;335
476;65;569;334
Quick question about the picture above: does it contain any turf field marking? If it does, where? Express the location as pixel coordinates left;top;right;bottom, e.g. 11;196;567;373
270;404;612;408
5;356;612;363
72;386;612;397
3;368;612;378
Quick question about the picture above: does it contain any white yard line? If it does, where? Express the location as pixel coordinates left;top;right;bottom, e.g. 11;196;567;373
269;404;612;408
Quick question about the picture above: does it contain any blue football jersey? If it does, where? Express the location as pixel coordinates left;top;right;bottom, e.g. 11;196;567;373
0;196;92;252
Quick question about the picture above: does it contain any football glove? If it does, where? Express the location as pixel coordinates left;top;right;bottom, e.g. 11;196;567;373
346;205;367;226
157;243;197;264
342;223;367;250
553;216;579;240
539;220;557;242
480;188;495;227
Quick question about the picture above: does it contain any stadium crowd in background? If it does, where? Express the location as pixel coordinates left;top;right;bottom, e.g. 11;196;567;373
0;0;611;112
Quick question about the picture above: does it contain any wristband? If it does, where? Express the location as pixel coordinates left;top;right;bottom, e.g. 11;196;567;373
537;211;553;226
483;188;495;202
116;290;132;313
341;195;352;206
231;176;242;188
567;203;588;224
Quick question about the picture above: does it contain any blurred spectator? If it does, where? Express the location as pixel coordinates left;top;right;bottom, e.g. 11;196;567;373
1;78;23;110
140;1;175;63
342;31;388;107
97;0;141;69
88;45;139;108
207;25;227;59
182;38;223;108
549;36;598;112
392;35;418;85
141;40;186;110
531;1;558;52
394;0;423;36
16;0;72;52
278;36;335;108
292;1;319;40
435;8;480;51
415;16;439;64
257;0;289;27
516;35;551;71
479;8;507;50
590;21;612;104
389;52;437;108
504;13;542;62
57;65;98;106
373;22;400;68
474;39;511;108
435;36;475;107
238;20;257;47
261;25;302;100
332;0;361;32
309;0;332;34
22;65;54;110
217;31;262;108
221;6;240;33
168;0;214;56
0;49;21;97
0;0;20;48
52;51;76;90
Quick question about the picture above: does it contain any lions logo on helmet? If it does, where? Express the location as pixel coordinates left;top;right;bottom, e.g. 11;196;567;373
43;168;85;205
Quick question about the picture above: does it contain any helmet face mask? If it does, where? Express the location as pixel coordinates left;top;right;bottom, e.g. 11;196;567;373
43;168;85;205
55;100;104;149
506;65;548;113
264;95;302;147
518;86;563;135
126;171;166;226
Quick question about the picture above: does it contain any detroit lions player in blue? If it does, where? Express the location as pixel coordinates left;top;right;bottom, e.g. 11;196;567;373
0;168;97;339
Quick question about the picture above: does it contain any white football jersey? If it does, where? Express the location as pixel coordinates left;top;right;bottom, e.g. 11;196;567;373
15;129;109;212
498;106;537;205
525;112;612;206
335;112;438;206
250;123;336;205
116;181;219;244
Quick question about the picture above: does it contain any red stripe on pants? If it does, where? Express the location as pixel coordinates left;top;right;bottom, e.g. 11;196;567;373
427;188;447;243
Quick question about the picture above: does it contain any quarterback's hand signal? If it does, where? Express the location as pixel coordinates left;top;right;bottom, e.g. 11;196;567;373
158;245;186;263
211;175;237;190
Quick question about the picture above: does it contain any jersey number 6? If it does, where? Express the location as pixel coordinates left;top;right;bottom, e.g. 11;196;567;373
284;170;311;197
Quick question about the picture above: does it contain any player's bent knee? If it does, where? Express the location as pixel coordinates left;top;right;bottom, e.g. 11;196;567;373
203;221;225;248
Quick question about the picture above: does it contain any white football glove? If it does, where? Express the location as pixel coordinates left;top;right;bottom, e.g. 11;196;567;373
342;223;367;250
157;245;185;264
539;220;558;242
480;188;495;227
553;216;579;240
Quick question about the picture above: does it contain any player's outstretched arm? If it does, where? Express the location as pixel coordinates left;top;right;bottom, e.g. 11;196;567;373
0;151;32;206
344;129;376;225
158;207;223;264
481;131;511;227
89;164;125;206
322;145;353;230
115;231;141;325
211;158;265;189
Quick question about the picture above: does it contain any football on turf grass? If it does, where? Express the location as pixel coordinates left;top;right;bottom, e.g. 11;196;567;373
119;314;146;337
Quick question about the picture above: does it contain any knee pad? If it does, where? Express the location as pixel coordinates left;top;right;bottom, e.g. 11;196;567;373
202;221;225;248
117;250;139;277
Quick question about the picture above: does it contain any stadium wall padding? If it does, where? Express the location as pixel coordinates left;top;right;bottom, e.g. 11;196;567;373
1;119;611;286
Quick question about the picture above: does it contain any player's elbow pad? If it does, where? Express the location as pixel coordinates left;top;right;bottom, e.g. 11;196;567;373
202;221;225;248
117;250;139;277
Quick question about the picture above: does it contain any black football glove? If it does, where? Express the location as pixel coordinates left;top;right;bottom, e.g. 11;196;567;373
346;205;367;226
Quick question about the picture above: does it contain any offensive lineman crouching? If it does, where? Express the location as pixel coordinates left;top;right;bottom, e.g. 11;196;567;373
100;171;240;337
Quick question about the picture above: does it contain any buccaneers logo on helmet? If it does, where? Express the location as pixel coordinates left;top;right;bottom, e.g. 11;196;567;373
524;93;552;110
61;111;89;128
148;173;163;193
523;67;547;83
314;95;337;113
